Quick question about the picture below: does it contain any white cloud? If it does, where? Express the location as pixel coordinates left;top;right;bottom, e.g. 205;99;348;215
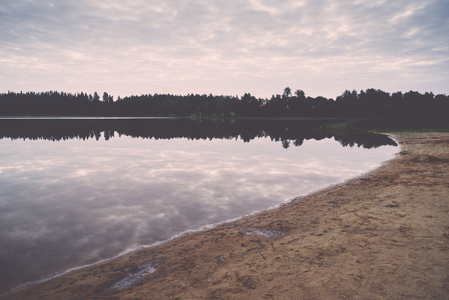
0;0;447;97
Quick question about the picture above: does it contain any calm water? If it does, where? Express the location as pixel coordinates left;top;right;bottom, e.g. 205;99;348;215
0;118;398;293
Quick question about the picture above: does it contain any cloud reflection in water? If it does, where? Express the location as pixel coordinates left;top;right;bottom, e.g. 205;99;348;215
0;135;397;292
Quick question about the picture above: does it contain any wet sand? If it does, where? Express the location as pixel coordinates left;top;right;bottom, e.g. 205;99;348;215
4;132;449;299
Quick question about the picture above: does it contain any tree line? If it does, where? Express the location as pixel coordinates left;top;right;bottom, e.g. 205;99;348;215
0;88;448;121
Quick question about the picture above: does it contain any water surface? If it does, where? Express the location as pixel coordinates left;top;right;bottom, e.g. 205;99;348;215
0;118;397;293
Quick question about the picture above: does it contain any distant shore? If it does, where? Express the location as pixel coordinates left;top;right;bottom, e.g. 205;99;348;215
5;132;449;299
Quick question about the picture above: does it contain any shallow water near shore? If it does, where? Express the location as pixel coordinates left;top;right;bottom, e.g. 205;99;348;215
0;118;398;293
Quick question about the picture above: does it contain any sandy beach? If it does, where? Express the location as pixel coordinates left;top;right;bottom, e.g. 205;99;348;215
4;132;449;299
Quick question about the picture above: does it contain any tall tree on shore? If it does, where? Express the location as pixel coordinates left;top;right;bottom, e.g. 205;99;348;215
93;92;100;102
283;87;292;98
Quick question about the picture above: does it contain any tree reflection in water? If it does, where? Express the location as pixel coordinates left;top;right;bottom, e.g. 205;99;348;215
0;117;397;148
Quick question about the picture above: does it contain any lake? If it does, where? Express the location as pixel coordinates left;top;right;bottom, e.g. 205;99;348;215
0;118;398;294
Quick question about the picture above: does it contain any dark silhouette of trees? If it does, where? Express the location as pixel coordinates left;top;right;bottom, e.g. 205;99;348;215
264;94;286;116
295;89;305;99
283;87;292;98
0;89;448;127
285;89;305;117
103;92;113;103
238;93;261;116
336;90;359;116
93;92;100;102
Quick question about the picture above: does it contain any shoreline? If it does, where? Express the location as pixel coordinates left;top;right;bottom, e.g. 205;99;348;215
4;132;449;299
5;152;391;295
3;135;398;296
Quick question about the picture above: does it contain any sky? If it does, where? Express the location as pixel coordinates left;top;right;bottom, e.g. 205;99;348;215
1;0;448;99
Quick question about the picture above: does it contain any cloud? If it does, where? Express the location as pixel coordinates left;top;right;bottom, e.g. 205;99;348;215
0;0;447;97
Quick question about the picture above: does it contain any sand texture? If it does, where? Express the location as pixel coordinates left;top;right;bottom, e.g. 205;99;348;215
4;132;449;299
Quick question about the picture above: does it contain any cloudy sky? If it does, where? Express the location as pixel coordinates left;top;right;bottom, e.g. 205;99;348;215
1;0;448;99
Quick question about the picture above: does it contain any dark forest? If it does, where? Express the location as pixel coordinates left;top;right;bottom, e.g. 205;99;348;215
1;88;448;127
